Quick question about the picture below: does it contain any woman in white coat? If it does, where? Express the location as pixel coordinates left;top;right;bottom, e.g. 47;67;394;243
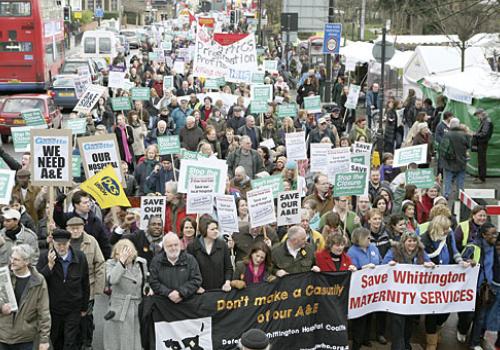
104;239;151;350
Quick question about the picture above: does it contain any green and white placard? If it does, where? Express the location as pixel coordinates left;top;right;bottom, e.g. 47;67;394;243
158;135;181;155
405;169;435;189
334;172;368;197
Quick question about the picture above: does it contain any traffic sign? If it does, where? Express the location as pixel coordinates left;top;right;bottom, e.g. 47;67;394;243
323;23;342;55
95;7;104;18
372;41;395;63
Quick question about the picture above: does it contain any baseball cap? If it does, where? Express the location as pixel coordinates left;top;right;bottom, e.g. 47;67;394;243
318;117;327;124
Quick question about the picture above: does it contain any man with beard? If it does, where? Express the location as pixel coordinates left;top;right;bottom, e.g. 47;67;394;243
110;215;165;265
149;233;202;302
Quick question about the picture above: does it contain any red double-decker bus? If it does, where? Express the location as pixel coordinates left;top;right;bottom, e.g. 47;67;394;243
0;0;65;92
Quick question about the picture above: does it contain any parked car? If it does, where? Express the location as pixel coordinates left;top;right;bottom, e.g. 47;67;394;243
49;76;79;110
0;94;62;143
120;30;140;49
60;58;103;85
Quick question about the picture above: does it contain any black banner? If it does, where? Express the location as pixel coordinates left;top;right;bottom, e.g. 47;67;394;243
140;272;350;350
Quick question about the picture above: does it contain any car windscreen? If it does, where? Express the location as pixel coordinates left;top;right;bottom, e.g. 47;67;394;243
53;78;76;88
61;62;86;74
3;99;45;113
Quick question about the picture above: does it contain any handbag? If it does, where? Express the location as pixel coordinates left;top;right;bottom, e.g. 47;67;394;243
479;281;495;306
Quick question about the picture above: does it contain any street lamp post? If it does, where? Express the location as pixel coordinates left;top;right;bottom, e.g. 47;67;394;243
257;0;263;46
324;0;335;103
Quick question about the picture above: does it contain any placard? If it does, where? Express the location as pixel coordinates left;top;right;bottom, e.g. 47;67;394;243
11;126;33;152
348;264;479;319
0;169;15;205
334;172;368;197
251;175;284;199
310;143;332;173
285;131;307;161
251;71;265;84
263;59;278;73
158;135;181;155
277;104;297;118
131;87;151;101
107;71;126;89
163;75;174;90
327;147;351;182
303;95;321;113
63;118;87;135
247;187;276;228
78;134;124;184
250;100;268;114
406;169;435;189
250;84;273;103
111;97;132;111
186;175;216;214
72;155;81;179
277;191;301;226
161;41;172;51
140;196;167;230
30;129;72;186
393;144;428;167
21;109;46;127
344;84;361;110
73;84;107;114
178;159;228;194
215;194;239;233
353;141;372;154
173;60;185;75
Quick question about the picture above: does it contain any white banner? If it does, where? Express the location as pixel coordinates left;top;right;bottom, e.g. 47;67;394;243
348;264;479;319
30;129;72;186
186;175;216;214
73;84;107;114
215;194;239;233
277;191;301;226
140;196;167;230
247;187;276;228
193;30;258;83
285;131;307;161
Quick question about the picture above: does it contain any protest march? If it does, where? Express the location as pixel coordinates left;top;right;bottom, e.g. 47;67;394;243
0;1;499;350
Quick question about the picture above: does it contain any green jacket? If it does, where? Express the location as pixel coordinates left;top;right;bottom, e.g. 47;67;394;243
271;241;315;275
0;267;51;345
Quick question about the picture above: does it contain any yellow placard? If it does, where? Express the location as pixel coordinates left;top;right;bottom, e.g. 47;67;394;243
80;165;131;209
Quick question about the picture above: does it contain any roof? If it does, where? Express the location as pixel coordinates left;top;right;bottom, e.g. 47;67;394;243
467;33;500;57
404;46;491;76
339;40;413;68
421;68;500;100
378;34;460;46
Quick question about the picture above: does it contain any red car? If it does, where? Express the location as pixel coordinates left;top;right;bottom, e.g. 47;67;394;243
0;94;62;143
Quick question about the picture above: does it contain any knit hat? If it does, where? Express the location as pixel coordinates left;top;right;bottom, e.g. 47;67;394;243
285;160;297;170
433;196;447;206
401;200;414;212
240;329;269;350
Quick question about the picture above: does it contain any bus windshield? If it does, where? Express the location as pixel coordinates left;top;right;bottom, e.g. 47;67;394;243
0;1;31;16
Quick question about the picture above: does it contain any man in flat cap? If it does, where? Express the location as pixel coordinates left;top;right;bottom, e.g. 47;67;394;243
11;169;42;225
239;329;270;350
37;229;89;350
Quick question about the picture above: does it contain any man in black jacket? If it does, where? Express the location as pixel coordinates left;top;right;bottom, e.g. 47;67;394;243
472;108;494;184
149;233;202;303
37;229;89;350
110;215;164;265
53;190;111;259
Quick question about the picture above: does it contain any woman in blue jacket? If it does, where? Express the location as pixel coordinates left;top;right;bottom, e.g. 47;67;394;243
347;228;382;350
383;231;434;350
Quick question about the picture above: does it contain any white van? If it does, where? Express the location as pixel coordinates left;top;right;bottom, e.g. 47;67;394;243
81;30;120;64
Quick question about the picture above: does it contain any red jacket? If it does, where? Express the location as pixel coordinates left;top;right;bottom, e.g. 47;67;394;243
315;249;353;272
164;199;195;235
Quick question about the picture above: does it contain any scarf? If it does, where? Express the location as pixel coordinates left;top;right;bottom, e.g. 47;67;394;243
245;263;265;285
355;125;368;140
119;125;133;163
5;225;22;241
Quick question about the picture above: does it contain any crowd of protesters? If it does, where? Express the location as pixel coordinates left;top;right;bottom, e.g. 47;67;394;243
0;7;499;350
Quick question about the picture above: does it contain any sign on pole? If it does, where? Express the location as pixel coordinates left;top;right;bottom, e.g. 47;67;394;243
310;143;332;174
334;172;368;197
406;169;435;189
108;71;126;89
131;87;151;101
285;131;307;161
277;104;297;118
303;95;321;113
263;60;278;73
63;118;87;135
73;84;107;114
158;135;181;155
163;75;174;90
328;147;352;182
0;169;15;205
251;84;273;103
186;175;216;214
12;126;34;152
393;144;428;167
247;187;276;228
251;175;284;199
111;97;132;111
21;109;46;127
323;23;342;54
215;194;239;233
344;84;361;110
30;129;72;186
78;134;124;184
277;191;301;226
140;196;167;230
178;159;228;194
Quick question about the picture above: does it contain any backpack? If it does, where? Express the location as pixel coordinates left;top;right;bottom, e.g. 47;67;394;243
439;135;456;160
